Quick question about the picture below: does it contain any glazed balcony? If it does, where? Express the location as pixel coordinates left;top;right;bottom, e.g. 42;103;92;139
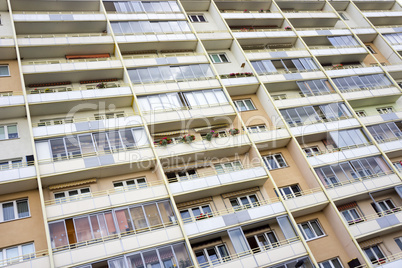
107;12;186;21
13;12;106;22
258;69;326;84
123;52;208;69
341;85;402;104
358;107;402;126
326;172;401;200
348;207;402;238
167;163;267;202
53;224;182;267
197;237;306;268
31;113;141;138
324;65;382;78
377;136;402;153
274;92;342;109
44;180;167;220
1;249;50;268
307;143;379;166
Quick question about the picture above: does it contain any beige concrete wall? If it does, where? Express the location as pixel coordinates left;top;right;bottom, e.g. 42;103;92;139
363;43;390;66
232;94;273;128
356;192;402;217
295;211;353;267
0;12;15;37
359;230;402;257
0;190;48;251
0;60;23;93
0;118;33;161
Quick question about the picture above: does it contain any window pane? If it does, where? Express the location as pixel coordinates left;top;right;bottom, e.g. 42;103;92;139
144;204;162;226
17;200;29;218
3;202;15;221
7;125;18;139
74;217;93;242
311;221;324;236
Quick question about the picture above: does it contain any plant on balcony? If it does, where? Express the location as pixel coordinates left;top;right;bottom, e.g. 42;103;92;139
97;82;107;89
205;130;219;141
44;88;52;93
182;134;195;143
285;26;292;30
196;213;212;220
244;9;248;13
332;64;343;68
228;128;240;135
259;9;264;13
31;88;39;94
159;137;172;146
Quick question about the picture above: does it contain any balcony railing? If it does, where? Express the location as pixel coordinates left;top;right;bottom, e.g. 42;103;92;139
26;81;127;94
166;162;262;184
339;84;399;94
115;30;193;36
232;28;286;32
52;221;177;253
132;75;217;86
325;170;394;189
32;112;138;127
347;206;401;225
0;161;35;171
21;57;119;65
371;251;402;266
18;32;111;38
220;72;254;79
197;237;302;268
0;92;23;97
182;196;280;223
309;45;363;50
282;187;323;200
305;142;374;157
287;115;354;127
44;179;165;206
14;11;102;15
257;67;321;76
123;52;204;59
142;101;231;115
244;47;305;53
0;249;49;267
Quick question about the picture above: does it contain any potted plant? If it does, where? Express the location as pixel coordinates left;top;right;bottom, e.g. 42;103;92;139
244;9;248;13
285;26;292;31
182;134;195;143
158;137;172;146
97;82;107;89
259;9;264;13
205;130;218;141
44;88;52;93
196;213;212;220
228;128;240;135
31;88;39;94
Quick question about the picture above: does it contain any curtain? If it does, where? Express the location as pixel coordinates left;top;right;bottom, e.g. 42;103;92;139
16;200;29;218
2;202;15;221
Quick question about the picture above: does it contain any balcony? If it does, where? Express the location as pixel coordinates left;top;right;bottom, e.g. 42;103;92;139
362;11;402;26
0;92;26;120
374;252;402;268
307;144;379;166
0;36;16;60
17;33;114;47
123;52;208;68
350;27;377;35
289;117;360;136
358;108;402;126
21;57;123;74
167;163;267;202
13;12;106;22
284;11;338;28
221;11;283;20
45;180;168;220
378;136;402;153
232;28;297;40
324;65;383;77
326;172;401;200
183;197;284;236
274;92;342;109
258;69;326;84
283;188;328;216
220;73;259;89
198;238;306;268
310;45;367;62
245;48;310;61
196;30;232;41
53;224;183;267
0;161;37;194
248;127;291;145
1;249;50;268
107;12;186;21
348;207;402;238
296;28;351;37
32;113;141;138
342;86;402;105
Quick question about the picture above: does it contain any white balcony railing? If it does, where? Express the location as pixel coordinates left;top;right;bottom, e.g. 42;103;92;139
0;249;50;268
284;187;328;211
0;161;36;183
289;117;360;136
248;127;290;143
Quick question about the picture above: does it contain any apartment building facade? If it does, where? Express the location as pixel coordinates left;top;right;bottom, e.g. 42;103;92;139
1;0;402;267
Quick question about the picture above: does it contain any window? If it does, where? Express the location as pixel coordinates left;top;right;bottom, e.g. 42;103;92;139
377;107;394;114
246;230;279;251
263;154;288;170
251;58;318;74
112;1;181;13
393;161;402;171
229;194;259;210
272;94;287;100
364;245;385;264
338;13;348;20
209;53;229;63
355;110;367;117
94;111;125;120
395;237;402;250
0;125;18;140
297;79;333;96
303;146;320;157
195;244;230;267
278;185;302;199
180;205;212;222
165;169;197;183
328;36;359;47
298;219;325;240
111;20;190;35
234;99;256;111
0;199;29;222
367;122;402;142
319;257;343;268
247;125;268;133
340;208;363;225
188;14;206;22
214;161;242;174
366;45;376;54
384;33;402;45
0;159;22;170
0;65;10;77
332;74;392;92
54;188;91;203
371;199;399;214
113;177;147;190
0;243;35;265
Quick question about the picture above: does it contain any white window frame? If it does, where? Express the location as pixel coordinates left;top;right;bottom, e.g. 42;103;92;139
38;118;74;127
376;107;394;114
165;169;197;183
214;161;242;174
340;208;363;225
54;187;91;203
318;257;344;268
278;184;302;199
0;243;35;265
364;245;386;264
303;146;320;157
229;194;259;210
180;204;212;221
372;199;397;213
355;110;367;117
195;244;230;266
247;125;268;133
113;177;147;190
298;219;325;241
0;65;10;77
263;154;288;170
188;14;206;23
395;237;402;250
0;124;18;140
0;199;30;222
271;94;287;100
234;99;256;111
0;158;23;170
248;230;279;250
209;53;229;63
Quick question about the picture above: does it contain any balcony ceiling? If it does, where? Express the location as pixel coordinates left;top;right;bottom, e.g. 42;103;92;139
0;47;17;60
291;202;328;218
348;93;401;107
0;106;27;120
277;2;325;11
180;0;210;12
237;37;298;47
316;52;368;65
10;0;100;11
15;21;107;35
19;43;115;59
200;39;233;50
0;178;38;195
254;136;291;150
355;1;395;11
225;18;283;27
288;18;338;28
225;82;260;96
368;17;402;27
40;158;157;187
214;2;272;12
0;0;7;11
